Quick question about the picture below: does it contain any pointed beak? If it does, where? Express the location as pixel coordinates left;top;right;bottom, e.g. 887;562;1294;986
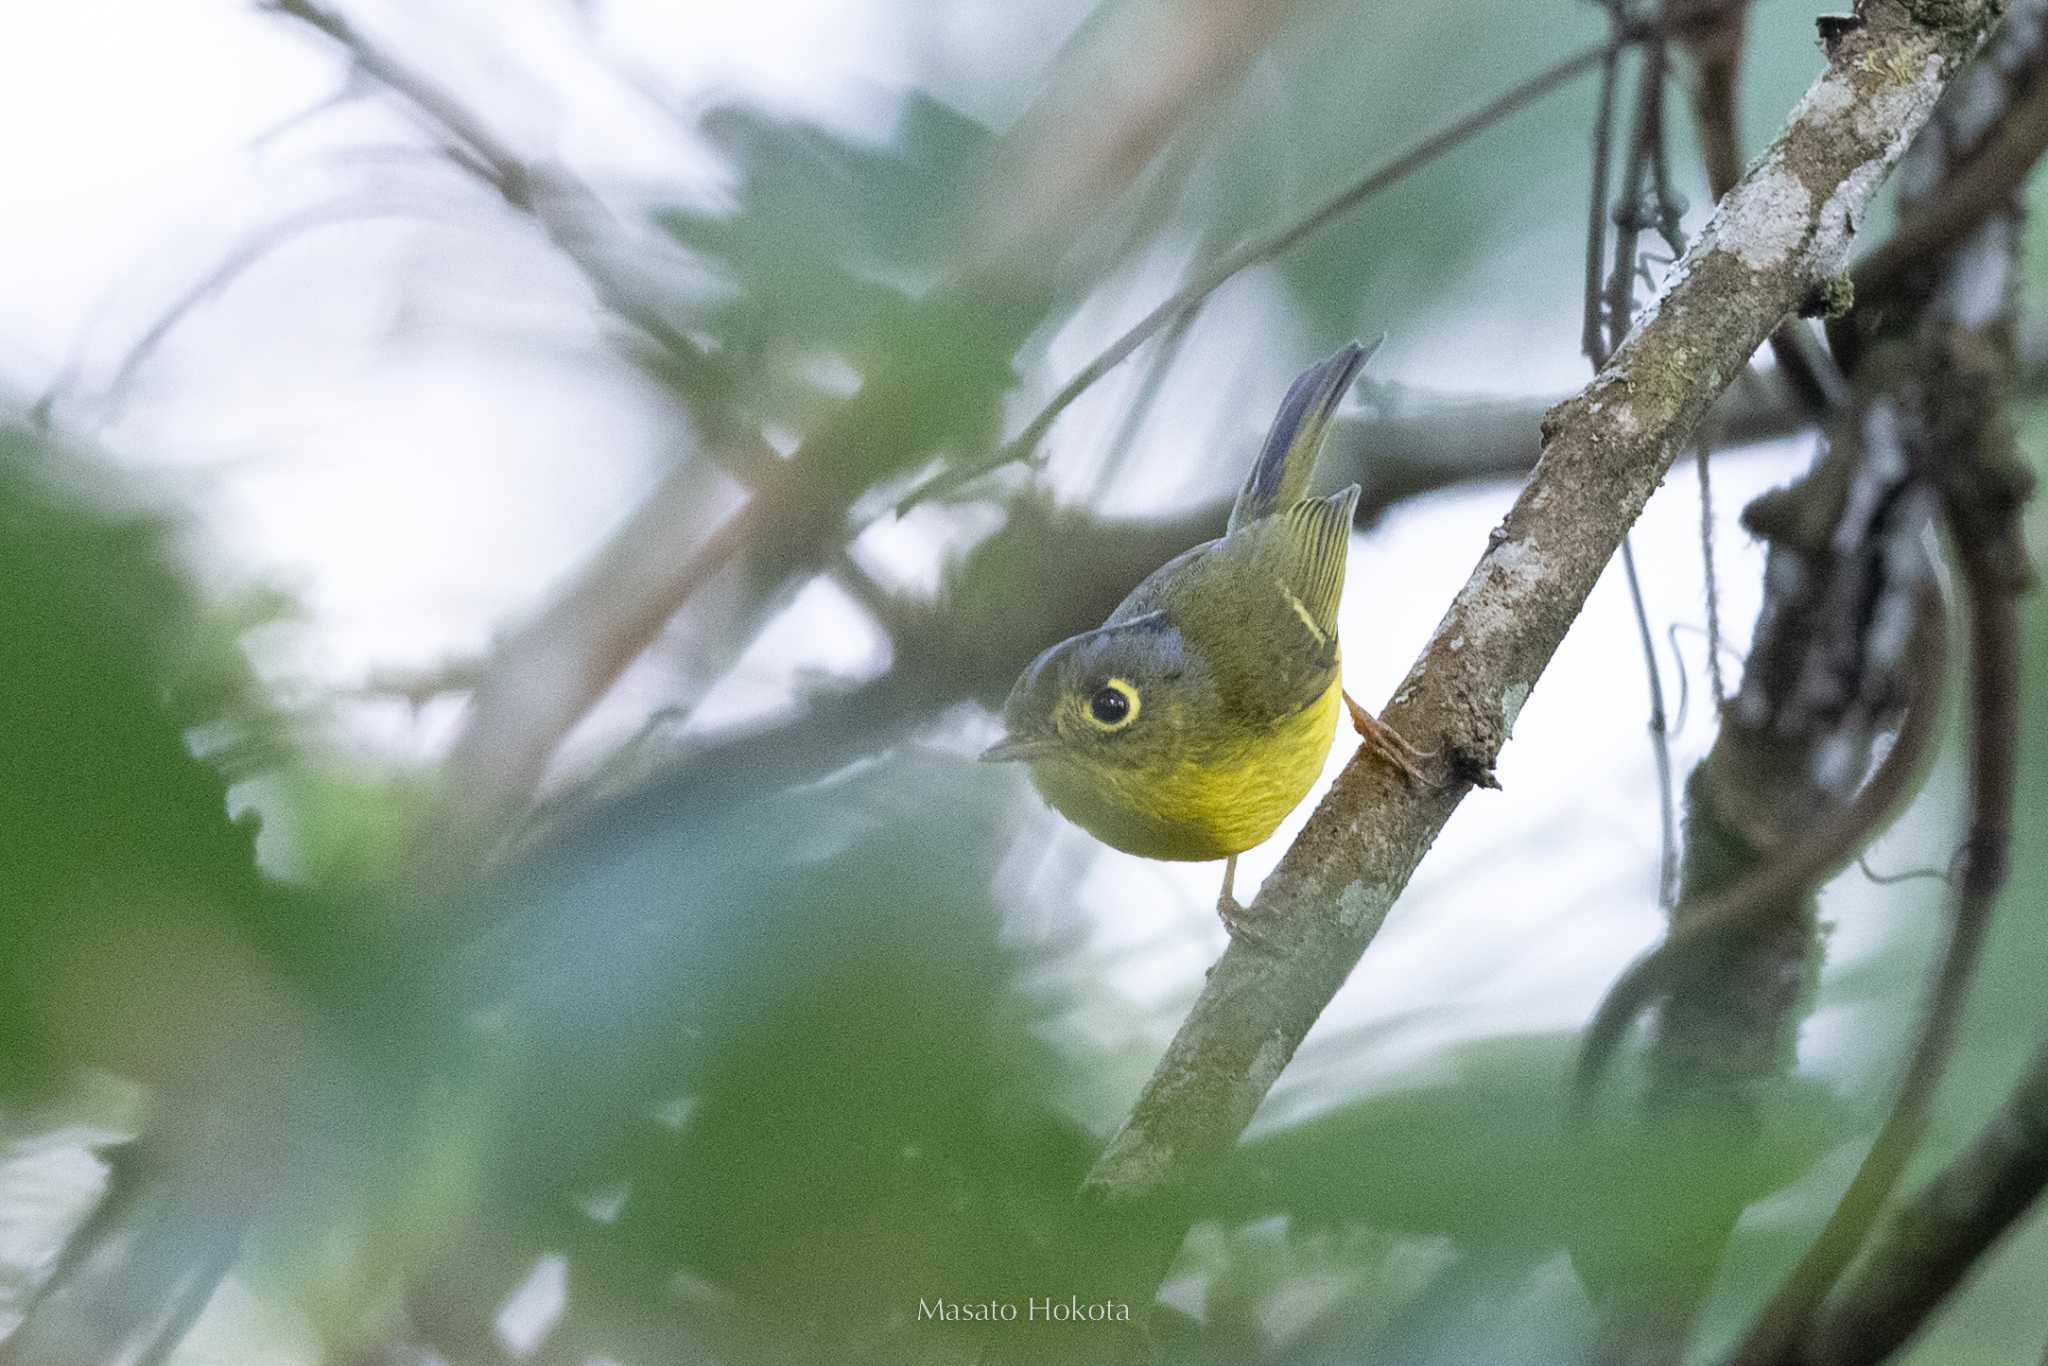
980;734;1053;764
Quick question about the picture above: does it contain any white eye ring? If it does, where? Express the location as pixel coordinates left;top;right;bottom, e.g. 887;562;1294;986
1085;678;1140;731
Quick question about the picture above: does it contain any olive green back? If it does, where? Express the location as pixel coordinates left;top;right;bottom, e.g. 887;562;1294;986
1109;484;1358;725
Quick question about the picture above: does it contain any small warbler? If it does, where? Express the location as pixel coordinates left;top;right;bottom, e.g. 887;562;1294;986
983;341;1428;941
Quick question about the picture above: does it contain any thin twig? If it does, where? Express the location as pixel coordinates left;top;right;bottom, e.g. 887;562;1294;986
106;199;455;413
1589;24;1685;913
1669;619;1748;672
1601;34;1669;352
1855;850;1954;887
1697;442;1728;710
1668;621;1694;734
1583;38;1624;366
1645;43;1689;258
903;39;1625;511
1799;1035;2048;1365
1621;538;1681;906
32;197;461;426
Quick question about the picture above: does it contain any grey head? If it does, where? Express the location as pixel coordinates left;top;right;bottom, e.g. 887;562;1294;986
979;611;1206;770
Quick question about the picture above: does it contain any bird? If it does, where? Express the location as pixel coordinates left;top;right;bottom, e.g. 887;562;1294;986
981;340;1429;944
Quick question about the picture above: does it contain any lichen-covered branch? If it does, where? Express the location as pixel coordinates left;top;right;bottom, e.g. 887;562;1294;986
1078;0;1991;1283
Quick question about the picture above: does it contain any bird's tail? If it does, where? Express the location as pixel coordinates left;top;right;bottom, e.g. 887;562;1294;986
1228;337;1381;534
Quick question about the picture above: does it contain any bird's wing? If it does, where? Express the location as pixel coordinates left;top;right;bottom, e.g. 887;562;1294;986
1162;489;1357;723
1268;484;1358;642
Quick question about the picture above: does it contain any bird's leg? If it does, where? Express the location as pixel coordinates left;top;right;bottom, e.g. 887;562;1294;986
1215;853;1271;949
1344;690;1438;785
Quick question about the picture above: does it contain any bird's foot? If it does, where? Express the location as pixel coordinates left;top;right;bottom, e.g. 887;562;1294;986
1344;692;1439;786
1217;893;1276;951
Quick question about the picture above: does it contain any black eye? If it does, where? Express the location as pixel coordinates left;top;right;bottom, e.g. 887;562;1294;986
1089;686;1131;725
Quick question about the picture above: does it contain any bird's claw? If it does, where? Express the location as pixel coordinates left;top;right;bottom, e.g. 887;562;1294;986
1344;692;1439;787
1217;894;1277;952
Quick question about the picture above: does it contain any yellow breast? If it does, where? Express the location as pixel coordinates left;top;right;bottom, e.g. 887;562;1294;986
1026;676;1342;862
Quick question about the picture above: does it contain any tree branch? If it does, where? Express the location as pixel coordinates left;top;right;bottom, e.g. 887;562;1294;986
1078;1;1989;1294
1735;344;2030;1366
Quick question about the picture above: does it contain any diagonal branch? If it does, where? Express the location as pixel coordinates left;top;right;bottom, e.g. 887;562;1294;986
1075;0;1991;1305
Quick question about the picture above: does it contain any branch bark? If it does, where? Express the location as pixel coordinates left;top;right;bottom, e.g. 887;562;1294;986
1075;0;1992;1309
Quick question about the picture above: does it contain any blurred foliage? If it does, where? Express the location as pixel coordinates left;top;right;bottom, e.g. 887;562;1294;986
6;1;2048;1363
381;754;1127;1363
0;420;268;1096
653;97;1025;507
